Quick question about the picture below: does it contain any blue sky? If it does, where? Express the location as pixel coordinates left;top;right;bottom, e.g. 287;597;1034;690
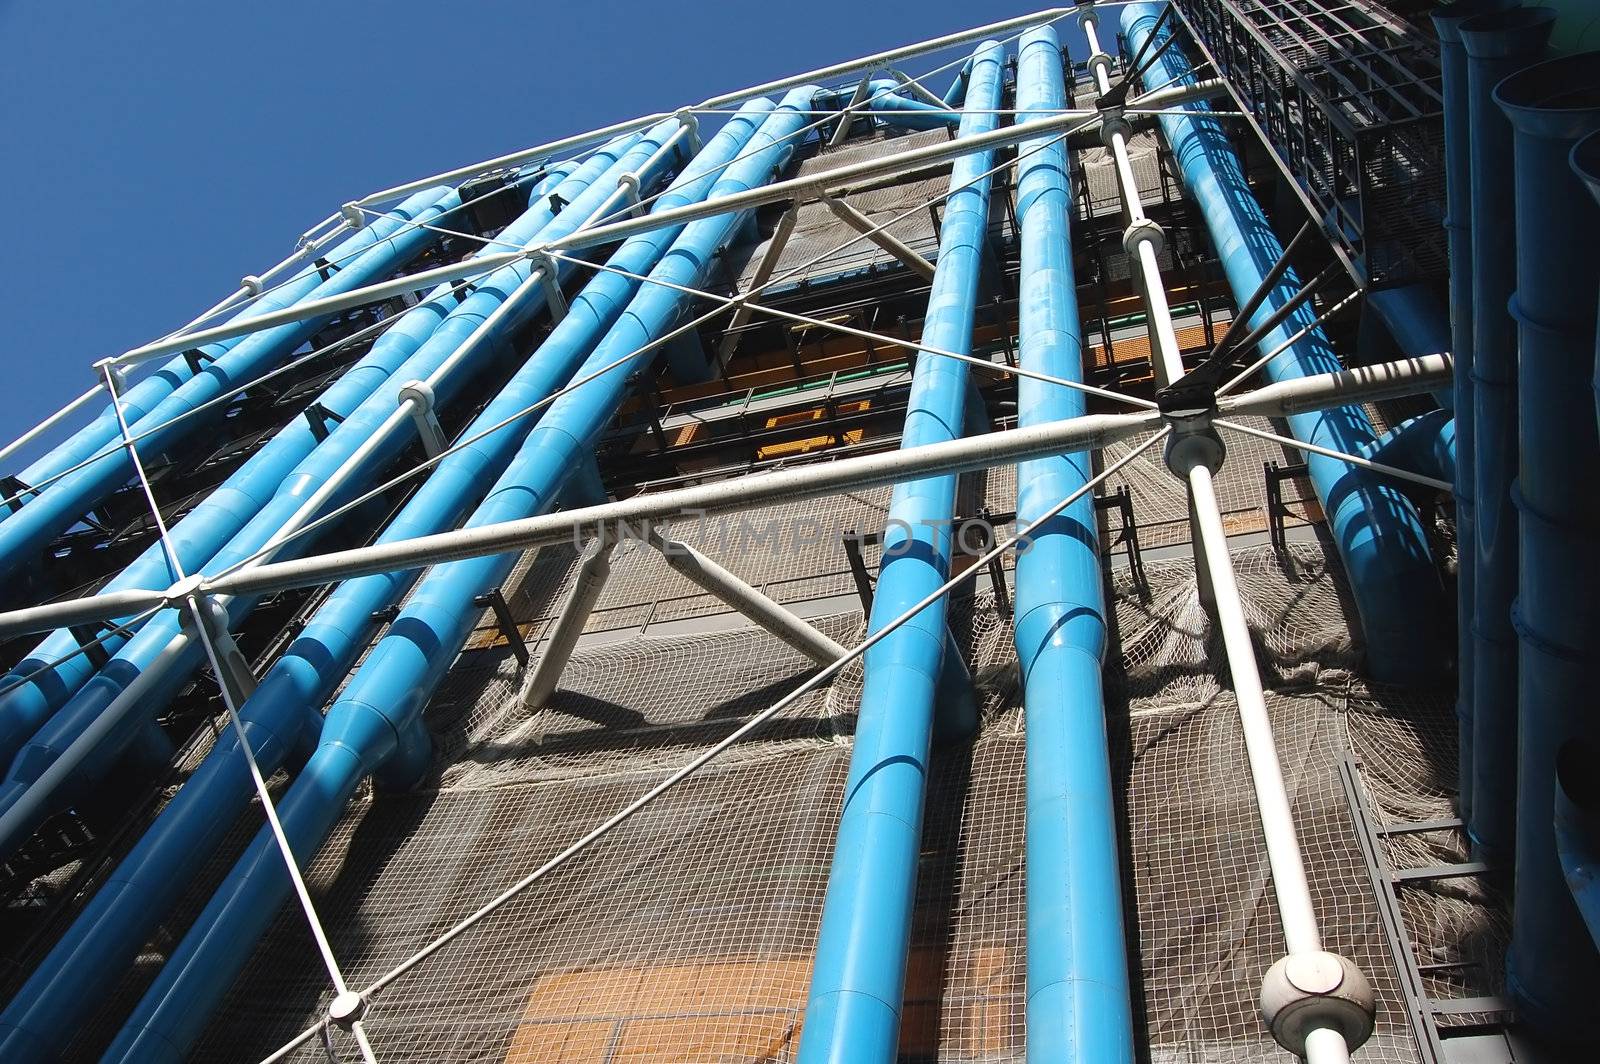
0;0;1083;469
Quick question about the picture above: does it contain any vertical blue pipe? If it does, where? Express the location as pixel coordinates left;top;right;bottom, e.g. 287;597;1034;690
1431;0;1517;825
798;41;1004;1064
1493;51;1600;1046
1122;4;1447;684
1575;130;1600;435
0;187;463;587
0;137;665;855
102;92;816;1064
0;110;779;1064
5;220;403;502
1459;6;1557;865
1010;26;1134;1064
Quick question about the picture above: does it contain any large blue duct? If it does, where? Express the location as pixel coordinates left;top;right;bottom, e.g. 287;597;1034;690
1493;51;1600;1045
4;220;417;511
1358;410;1457;487
0;167;606;769
798;40;1003;1064
1459;6;1557;865
1009;26;1134;1064
102;89;818;1063
0;110;773;1064
1577;130;1600;433
0;135;665;857
1122;4;1446;685
0;187;464;588
1430;0;1519;831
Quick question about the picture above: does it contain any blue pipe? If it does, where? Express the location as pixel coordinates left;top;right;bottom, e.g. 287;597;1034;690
1358;410;1457;486
1460;6;1558;865
0;188;468;588
1122;4;1447;684
103;90;817;1064
0;166;612;768
1493;51;1600;1045
1430;0;1517;822
1009;26;1134;1064
1575;130;1600;434
0;136;663;855
798;40;1004;1064
1554;740;1600;951
1364;285;1454;411
943;57;973;108
0;112;776;1064
5;219;421;506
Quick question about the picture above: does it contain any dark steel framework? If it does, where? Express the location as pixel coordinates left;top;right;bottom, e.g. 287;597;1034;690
1169;0;1446;287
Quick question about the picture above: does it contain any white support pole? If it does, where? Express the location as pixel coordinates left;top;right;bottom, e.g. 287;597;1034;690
717;205;798;368
518;531;618;711
0;384;105;471
829;74;876;148
645;528;847;665
353;8;1083;208
106;80;1228;372
0;349;1457;640
822;195;938;281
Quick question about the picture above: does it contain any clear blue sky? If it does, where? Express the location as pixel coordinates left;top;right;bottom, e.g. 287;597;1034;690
0;0;1081;470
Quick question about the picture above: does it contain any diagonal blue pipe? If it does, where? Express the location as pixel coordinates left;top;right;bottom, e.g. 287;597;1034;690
1122;4;1446;684
1358;410;1457;485
1459;6;1557;866
0;187;465;588
797;40;1004;1064
0;134;666;856
1493;50;1600;1046
103;90;817;1064
1009;26;1134;1064
0;171;618;769
4;215;434;508
0;109;775;1064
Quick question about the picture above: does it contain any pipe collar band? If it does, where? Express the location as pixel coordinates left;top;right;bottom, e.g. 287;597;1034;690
1162;410;1226;476
1077;4;1101;31
240;274;264;296
340;202;366;231
397;379;437;412
1260;950;1376;1056
1087;52;1114;83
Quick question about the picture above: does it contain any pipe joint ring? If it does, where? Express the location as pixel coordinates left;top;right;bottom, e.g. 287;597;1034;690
1162;410;1226;477
616;172;642;199
1087;51;1114;81
1122;217;1166;257
1078;4;1101;31
240;274;264;296
397;379;437;413
1260;951;1376;1056
340;202;366;230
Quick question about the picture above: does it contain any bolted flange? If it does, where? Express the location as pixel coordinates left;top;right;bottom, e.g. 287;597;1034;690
1260;950;1376;1056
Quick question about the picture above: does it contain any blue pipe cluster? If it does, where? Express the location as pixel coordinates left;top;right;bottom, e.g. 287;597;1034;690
798;40;1003;1064
0;137;669;860
3;219;427;517
98;89;816;1064
1458;5;1557;865
0;110;772;1063
0;187;464;588
1493;50;1600;1045
1121;3;1447;685
1010;26;1134;1064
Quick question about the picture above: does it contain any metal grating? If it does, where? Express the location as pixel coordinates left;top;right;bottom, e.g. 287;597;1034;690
1170;0;1447;287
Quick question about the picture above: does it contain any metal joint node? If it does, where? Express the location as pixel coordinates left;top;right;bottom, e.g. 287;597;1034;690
674;108;703;153
1087;52;1114;82
328;990;366;1029
340;202;366;230
240;274;264;296
1077;4;1101;32
1260;951;1376;1056
1122;217;1165;257
1157;381;1224;477
398;379;448;458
